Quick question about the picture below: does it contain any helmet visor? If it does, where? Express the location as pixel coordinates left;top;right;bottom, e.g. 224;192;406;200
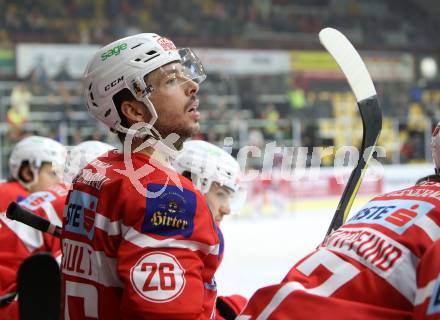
228;185;248;215
179;48;207;84
141;48;206;96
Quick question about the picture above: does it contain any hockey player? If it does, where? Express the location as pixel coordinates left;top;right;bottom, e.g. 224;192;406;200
61;33;223;319
0;135;66;211
173;140;248;320
238;123;440;319
173;139;243;224
412;124;440;320
413;239;440;319
0;141;114;320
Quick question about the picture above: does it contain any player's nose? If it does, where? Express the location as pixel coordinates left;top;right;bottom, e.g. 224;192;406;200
184;78;199;96
219;205;231;216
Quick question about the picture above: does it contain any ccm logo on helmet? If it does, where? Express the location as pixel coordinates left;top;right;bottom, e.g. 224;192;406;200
101;43;128;61
104;76;124;91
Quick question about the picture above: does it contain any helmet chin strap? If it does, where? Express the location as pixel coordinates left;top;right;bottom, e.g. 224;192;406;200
116;91;186;164
119;121;182;168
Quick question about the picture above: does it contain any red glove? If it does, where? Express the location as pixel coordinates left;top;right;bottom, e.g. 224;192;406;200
216;294;248;320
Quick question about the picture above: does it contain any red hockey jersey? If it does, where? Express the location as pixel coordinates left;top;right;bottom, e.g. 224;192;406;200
0;181;29;212
61;151;223;319
239;180;440;319
0;182;67;290
413;239;440;319
0;182;68;320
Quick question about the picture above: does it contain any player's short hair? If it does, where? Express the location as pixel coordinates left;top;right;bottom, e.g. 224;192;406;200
415;174;440;185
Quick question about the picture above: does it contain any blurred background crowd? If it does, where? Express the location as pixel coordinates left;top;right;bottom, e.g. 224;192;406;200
0;0;439;177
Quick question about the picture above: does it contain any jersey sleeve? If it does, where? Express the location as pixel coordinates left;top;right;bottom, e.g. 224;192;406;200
413;240;440;319
19;191;63;261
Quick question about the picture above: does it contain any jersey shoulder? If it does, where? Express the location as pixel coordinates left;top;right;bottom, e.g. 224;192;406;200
0;181;29;211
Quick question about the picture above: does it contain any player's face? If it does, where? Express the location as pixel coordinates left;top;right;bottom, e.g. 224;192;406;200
29;163;60;193
146;62;200;140
205;183;233;224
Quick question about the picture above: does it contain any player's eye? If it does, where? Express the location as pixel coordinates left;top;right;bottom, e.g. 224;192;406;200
165;74;177;84
216;191;228;200
49;170;58;177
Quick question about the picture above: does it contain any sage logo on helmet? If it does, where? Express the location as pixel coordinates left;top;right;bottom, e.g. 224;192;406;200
100;43;128;61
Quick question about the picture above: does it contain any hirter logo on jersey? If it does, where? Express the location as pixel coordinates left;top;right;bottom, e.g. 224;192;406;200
65;190;98;240
142;184;196;238
157;37;176;51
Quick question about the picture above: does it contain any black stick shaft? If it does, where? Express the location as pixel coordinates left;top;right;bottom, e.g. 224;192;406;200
6;202;61;238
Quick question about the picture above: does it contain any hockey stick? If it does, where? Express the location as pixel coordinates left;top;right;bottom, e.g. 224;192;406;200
6;202;62;238
0;291;16;307
319;28;382;236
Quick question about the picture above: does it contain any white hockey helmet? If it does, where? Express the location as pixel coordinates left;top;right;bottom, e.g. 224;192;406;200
62;141;114;183
9;136;66;188
432;122;440;175
83;33;206;135
173;140;241;194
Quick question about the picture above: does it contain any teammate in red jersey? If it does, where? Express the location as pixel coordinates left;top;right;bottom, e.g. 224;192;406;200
0;141;113;319
61;33;223;319
173;139;245;224
238;124;440;320
0;135;66;212
412;123;440;320
174;139;248;319
413;228;440;320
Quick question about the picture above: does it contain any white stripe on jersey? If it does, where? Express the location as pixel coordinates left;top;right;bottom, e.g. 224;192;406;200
61;238;123;288
414;215;440;241
89;213;220;255
249;254;356;320
0;214;43;252
121;224;221;256
94;213;121;236
415;278;437;306
41;202;62;227
254;281;307;320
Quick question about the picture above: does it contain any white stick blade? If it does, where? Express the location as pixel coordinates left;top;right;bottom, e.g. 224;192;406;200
319;27;376;102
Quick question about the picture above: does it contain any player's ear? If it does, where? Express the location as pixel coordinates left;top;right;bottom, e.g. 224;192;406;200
18;163;34;183
120;100;146;123
182;171;193;181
